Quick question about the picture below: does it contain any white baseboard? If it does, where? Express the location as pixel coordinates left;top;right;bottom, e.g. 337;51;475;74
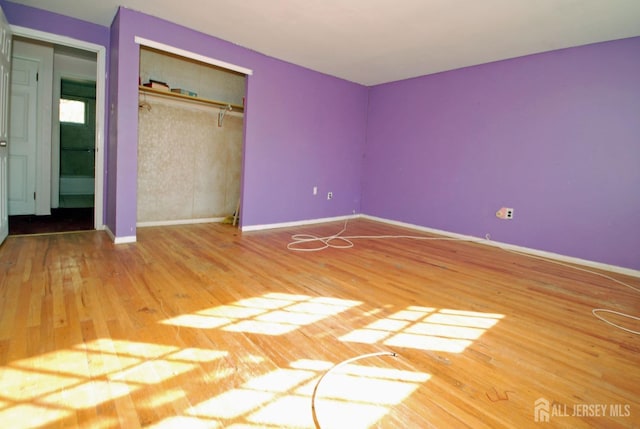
239;213;640;278
362;214;640;279
241;214;357;232
137;217;226;228
114;235;137;244
104;225;114;241
105;225;137;244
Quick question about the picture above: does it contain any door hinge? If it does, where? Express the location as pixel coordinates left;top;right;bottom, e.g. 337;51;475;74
36;72;39;81
34;191;36;200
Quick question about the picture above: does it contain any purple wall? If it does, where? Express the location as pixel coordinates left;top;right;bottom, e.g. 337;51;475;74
1;1;109;47
106;11;121;234
363;37;640;270
110;8;368;236
4;1;637;270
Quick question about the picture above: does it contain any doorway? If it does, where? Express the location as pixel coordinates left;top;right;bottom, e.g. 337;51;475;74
7;36;100;235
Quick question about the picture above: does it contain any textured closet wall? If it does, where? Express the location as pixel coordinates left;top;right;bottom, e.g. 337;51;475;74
137;94;243;223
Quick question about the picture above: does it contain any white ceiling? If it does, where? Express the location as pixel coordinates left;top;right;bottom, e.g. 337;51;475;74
8;0;640;85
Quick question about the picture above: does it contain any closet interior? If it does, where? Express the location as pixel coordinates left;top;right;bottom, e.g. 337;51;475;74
137;47;246;226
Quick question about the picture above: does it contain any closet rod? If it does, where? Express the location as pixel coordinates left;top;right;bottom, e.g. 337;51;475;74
138;85;244;112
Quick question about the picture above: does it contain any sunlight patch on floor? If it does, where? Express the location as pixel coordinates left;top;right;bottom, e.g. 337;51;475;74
175;357;430;429
0;290;500;428
160;292;362;335
0;340;228;428
339;306;503;353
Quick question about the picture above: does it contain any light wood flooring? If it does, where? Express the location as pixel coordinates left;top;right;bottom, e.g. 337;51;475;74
0;219;638;428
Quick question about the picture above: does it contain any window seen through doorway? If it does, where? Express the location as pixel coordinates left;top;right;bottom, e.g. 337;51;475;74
59;98;86;124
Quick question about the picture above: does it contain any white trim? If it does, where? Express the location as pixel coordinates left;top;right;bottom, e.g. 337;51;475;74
104;225;115;241
362;214;640;279
137;217;226;227
10;26;103;52
241;214;358;232
93;48;105;230
114;236;136;244
239;213;640;277
104;225;116;243
10;25;106;231
134;36;253;76
105;225;137;244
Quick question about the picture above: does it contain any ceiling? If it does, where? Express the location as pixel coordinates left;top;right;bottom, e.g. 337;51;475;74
8;0;640;85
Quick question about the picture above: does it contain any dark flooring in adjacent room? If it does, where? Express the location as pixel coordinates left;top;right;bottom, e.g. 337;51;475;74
9;207;94;235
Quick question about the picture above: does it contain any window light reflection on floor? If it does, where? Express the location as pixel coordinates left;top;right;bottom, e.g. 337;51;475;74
179;358;430;429
339;306;504;353
0;339;228;428
160;292;362;335
1;291;503;428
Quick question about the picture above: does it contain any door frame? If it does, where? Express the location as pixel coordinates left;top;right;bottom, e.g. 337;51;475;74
0;6;11;244
10;25;106;230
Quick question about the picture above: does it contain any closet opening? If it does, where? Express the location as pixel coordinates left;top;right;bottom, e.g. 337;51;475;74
136;42;249;230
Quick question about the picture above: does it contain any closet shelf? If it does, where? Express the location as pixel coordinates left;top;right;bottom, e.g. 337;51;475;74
138;85;244;112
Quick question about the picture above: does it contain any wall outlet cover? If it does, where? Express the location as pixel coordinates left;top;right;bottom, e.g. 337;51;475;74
496;207;514;219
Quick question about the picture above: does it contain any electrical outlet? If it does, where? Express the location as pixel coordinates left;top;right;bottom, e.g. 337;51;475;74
496;207;514;219
313;186;318;195
327;191;333;200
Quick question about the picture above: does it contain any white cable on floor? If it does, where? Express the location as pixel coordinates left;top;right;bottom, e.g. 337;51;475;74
311;351;398;429
288;220;640;336
592;309;640;335
287;219;483;252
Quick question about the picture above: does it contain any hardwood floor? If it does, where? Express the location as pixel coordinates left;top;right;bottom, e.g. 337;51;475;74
0;219;638;428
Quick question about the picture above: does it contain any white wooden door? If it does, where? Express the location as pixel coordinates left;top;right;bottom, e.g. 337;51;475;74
8;57;37;215
0;7;12;244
